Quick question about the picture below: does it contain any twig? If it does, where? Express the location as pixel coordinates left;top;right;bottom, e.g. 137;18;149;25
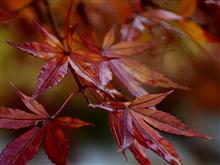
44;0;63;41
69;66;92;105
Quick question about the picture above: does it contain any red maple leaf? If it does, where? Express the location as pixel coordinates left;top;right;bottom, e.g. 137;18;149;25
0;84;91;165
8;0;114;99
89;90;211;165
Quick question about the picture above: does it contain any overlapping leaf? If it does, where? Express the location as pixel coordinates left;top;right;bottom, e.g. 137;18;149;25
1;1;216;165
78;26;189;97
0;86;91;165
90;91;211;165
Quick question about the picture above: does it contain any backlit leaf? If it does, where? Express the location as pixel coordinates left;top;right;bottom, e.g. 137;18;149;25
130;140;151;165
148;9;182;21
44;122;69;165
0;127;44;165
130;91;173;108
134;108;211;139
8;41;60;60
106;41;152;57
121;59;189;90
13;86;48;117
57;117;92;129
33;57;69;98
102;26;115;48
0;107;43;129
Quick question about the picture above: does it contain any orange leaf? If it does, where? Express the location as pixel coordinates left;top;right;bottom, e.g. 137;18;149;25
177;0;198;17
179;20;207;42
57;117;92;129
102;26;115;48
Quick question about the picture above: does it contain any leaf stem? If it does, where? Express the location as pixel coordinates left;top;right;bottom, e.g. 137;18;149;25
51;90;80;118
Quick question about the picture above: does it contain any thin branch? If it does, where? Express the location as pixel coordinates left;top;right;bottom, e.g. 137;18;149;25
44;0;63;41
69;66;92;105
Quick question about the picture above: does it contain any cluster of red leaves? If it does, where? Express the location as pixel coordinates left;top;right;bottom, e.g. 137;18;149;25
0;84;91;165
0;0;214;165
90;91;211;165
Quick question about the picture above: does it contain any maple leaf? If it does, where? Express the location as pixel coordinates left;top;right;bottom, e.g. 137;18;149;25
8;0;114;99
78;26;189;97
120;4;193;42
0;84;91;165
89;91;211;165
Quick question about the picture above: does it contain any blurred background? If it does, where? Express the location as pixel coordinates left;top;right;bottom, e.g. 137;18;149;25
0;0;220;164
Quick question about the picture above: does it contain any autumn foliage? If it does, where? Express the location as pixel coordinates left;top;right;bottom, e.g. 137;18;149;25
1;0;219;165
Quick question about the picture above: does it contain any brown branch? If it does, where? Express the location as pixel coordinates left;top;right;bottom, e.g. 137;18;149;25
69;66;92;105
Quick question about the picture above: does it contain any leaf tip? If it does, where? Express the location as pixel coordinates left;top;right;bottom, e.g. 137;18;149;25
167;90;175;95
201;134;213;140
